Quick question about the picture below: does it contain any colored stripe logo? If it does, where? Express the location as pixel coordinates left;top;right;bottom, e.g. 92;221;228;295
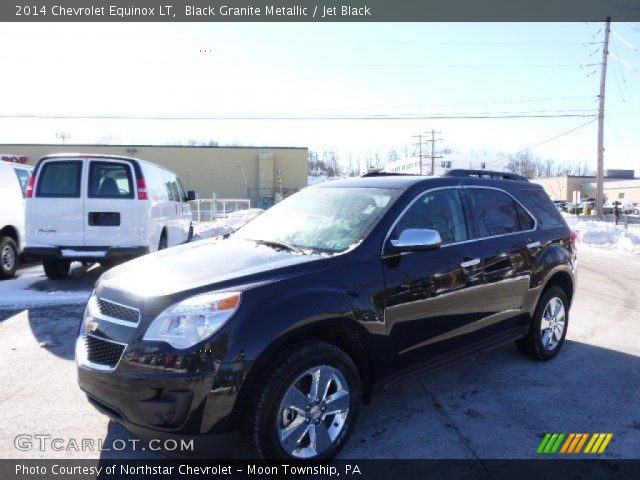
537;433;613;454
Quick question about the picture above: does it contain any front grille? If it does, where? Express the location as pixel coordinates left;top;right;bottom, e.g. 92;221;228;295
96;297;139;324
85;334;125;368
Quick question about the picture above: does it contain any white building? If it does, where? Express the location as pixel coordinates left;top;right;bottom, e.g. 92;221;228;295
383;153;503;176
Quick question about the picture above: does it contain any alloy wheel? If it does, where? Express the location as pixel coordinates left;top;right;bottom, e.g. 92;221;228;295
277;365;350;458
1;245;15;272
540;296;566;350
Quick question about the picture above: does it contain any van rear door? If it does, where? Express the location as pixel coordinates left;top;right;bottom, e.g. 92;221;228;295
27;159;85;247
84;159;142;247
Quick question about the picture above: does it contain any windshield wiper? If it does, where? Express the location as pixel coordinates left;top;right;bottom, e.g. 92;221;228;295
248;238;303;253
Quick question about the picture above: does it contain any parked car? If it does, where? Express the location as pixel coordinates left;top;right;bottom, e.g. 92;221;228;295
76;169;577;460
0;160;33;278
564;202;580;214
552;200;567;211
25;154;195;280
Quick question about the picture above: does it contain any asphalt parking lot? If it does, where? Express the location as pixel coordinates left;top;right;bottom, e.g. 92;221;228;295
0;248;639;459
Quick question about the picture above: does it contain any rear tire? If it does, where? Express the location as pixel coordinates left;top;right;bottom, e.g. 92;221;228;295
517;286;569;361
43;259;71;280
158;232;168;251
0;236;18;279
247;341;360;460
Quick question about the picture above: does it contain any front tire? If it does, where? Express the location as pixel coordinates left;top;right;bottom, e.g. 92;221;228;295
0;236;18;279
43;259;71;280
517;286;569;361
247;341;361;460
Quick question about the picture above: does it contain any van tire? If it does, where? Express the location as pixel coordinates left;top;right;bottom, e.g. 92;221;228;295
158;231;168;251
43;259;71;280
0;236;19;279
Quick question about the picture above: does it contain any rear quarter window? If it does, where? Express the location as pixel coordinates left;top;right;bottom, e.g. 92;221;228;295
36;161;82;198
518;188;568;230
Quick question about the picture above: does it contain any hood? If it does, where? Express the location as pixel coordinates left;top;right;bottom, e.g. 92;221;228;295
98;238;328;299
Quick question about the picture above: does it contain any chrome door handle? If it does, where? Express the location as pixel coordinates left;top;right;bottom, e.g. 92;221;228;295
460;258;481;268
527;241;541;249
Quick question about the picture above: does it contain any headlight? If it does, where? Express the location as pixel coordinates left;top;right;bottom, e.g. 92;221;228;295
143;291;241;349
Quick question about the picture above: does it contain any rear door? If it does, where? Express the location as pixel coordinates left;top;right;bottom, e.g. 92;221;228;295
462;187;537;328
28;159;85;247
84;159;141;247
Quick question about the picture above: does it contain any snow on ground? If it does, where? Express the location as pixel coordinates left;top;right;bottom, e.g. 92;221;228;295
0;266;91;308
193;208;263;240
562;213;640;255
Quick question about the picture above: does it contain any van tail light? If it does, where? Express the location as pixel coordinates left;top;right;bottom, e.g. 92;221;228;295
570;230;579;250
137;177;148;200
26;175;36;198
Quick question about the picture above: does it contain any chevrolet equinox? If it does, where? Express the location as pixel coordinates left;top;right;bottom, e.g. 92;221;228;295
77;170;577;459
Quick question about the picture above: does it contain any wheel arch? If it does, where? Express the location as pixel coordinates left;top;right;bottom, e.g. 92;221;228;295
541;269;574;307
0;225;20;250
234;317;376;424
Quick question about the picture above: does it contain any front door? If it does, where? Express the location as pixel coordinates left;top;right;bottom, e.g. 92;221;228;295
382;187;484;374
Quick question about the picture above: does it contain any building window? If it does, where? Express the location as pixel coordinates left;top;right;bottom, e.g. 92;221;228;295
618;193;625;199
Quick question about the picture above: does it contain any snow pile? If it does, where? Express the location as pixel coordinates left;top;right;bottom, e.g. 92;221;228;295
193;208;263;240
0;266;91;308
563;214;640;255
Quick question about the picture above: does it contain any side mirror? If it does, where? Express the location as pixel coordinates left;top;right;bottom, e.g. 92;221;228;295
389;228;442;252
186;190;197;201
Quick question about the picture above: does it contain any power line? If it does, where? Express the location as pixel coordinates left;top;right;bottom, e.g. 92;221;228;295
0;113;598;121
502;118;598;159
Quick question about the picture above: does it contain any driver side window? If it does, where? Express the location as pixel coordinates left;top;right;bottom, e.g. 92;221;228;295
394;188;468;245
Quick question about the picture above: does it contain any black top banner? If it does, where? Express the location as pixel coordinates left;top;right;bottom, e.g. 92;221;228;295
3;0;640;22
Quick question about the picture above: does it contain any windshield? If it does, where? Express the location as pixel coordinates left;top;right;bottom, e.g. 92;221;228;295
234;187;401;253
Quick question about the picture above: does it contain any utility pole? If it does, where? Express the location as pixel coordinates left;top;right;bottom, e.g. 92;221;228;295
596;17;611;218
56;132;70;145
426;129;442;176
412;133;428;175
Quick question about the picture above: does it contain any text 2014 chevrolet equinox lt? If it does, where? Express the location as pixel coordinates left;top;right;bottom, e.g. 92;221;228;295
77;170;577;459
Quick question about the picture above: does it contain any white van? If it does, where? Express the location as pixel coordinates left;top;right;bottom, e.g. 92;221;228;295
0;160;33;278
25;154;194;279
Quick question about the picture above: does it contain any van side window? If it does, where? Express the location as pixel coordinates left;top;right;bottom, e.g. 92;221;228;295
394;189;468;245
175;178;186;202
465;188;533;237
89;162;134;199
13;168;31;198
165;178;176;201
37;161;82;198
170;179;180;203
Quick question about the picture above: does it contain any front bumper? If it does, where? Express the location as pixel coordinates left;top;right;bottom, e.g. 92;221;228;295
76;335;247;458
24;246;149;262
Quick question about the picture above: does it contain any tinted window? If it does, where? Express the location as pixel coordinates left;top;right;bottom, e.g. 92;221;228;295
89;161;134;198
36;161;82;198
394;188;468;245
516;203;535;230
519;188;566;230
176;178;187;202
466;188;531;237
13;168;31;198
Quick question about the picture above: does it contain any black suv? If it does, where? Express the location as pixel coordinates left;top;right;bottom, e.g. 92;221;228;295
77;170;577;459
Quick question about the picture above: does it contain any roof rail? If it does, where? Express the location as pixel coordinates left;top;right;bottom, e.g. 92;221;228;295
443;169;529;182
361;171;421;177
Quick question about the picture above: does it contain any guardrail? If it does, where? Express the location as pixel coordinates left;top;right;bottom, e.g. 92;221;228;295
189;195;251;222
